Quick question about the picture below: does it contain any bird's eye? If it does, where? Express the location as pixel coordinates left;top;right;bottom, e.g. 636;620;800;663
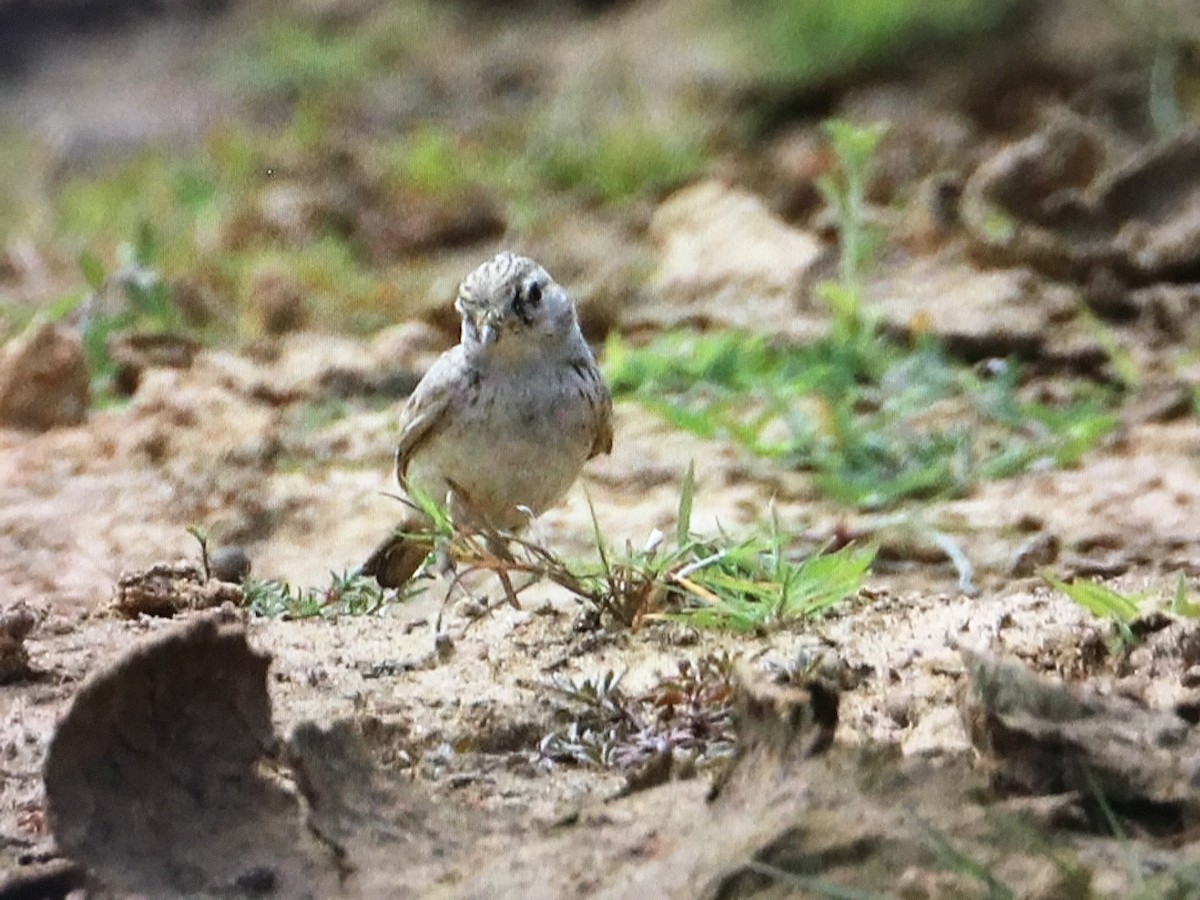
526;282;543;306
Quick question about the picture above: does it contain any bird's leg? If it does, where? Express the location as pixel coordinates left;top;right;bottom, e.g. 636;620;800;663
483;533;517;607
484;533;533;609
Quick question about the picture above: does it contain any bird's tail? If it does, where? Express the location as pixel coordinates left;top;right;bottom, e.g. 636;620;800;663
359;507;435;589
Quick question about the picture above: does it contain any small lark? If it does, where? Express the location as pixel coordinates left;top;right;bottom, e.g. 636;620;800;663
362;252;613;590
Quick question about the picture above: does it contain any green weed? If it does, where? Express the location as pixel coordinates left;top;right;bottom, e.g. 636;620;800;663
539;654;737;770
725;0;1027;87
75;230;187;397
1082;768;1200;898
662;502;876;632
186;524;213;580
54;141;252;267
607;115;1116;508
250;20;376;102
980;812;1093;897
374;127;483;199
817;120;887;305
607;331;1117;510
535;119;707;205
402;464;872;632
919;817;1015;900
1047;572;1200;654
528;68;708;205
240;3;446;106
1171;572;1200;617
1044;574;1140;627
243;569;394;619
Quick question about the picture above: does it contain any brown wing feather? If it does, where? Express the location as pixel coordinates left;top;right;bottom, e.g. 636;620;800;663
572;357;613;459
393;346;470;486
590;383;614;458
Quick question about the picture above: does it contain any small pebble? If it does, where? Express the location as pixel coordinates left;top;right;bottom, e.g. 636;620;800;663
210;546;252;584
1010;532;1060;577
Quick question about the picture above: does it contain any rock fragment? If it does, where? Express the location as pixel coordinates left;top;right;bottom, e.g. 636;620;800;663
0;321;89;431
112;560;244;618
645;180;825;334
0;602;36;684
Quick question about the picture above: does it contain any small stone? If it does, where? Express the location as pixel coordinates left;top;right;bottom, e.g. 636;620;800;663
210;547;252;584
0;603;37;684
113;562;244;618
369;321;451;375
108;331;199;396
1010;532;1061;577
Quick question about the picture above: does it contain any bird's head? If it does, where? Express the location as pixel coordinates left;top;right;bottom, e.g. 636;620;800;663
455;252;579;359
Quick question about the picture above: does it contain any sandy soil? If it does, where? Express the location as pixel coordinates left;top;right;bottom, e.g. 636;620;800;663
3;1;1200;897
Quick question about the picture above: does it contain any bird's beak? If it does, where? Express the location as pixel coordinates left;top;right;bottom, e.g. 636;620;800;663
479;313;501;347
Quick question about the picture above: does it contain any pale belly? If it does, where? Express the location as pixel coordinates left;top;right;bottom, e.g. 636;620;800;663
403;371;597;530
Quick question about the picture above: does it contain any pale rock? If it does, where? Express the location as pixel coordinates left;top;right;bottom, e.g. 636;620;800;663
869;253;1104;365
644;180;824;334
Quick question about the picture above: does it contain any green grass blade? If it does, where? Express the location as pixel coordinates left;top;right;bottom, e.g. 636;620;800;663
677;460;695;548
584;489;611;577
1171;573;1200;618
1044;575;1140;623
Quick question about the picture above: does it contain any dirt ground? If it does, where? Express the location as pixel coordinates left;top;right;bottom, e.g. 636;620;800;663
3;1;1200;897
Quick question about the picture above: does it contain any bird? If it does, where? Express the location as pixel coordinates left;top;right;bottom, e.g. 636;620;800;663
361;251;613;593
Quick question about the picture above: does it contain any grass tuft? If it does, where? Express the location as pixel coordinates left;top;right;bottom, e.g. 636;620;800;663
539;654;737;770
1046;572;1200;655
607;331;1118;510
395;469;872;633
608;116;1117;509
243;570;396;619
723;0;1028;88
535;119;707;205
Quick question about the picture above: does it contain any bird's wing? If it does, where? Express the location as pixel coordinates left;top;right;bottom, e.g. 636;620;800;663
394;346;472;485
590;386;614;458
579;360;614;458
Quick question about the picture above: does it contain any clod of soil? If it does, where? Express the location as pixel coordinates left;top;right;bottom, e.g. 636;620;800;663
963;117;1200;284
961;648;1200;832
43;614;341;898
111;560;245;617
0;321;89;431
108;330;201;396
359;186;506;262
0;602;36;684
644;179;825;334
